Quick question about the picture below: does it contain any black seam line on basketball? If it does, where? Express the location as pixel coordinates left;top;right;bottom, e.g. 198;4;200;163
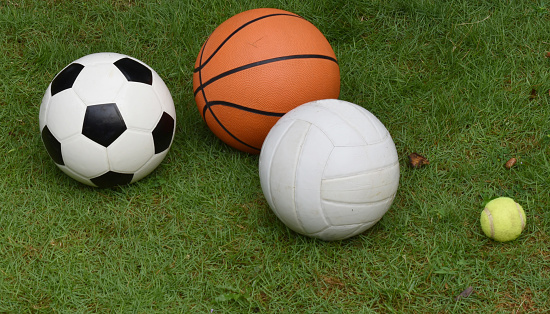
198;38;259;152
193;54;338;97
198;36;210;108
205;103;261;152
194;13;303;73
203;101;286;118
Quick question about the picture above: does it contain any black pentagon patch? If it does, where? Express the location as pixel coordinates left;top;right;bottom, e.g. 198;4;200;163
51;63;84;96
152;112;175;154
82;103;127;147
90;171;134;188
41;126;64;165
114;57;153;85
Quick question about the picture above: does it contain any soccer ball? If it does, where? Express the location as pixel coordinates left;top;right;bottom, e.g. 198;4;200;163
259;99;400;241
39;52;176;188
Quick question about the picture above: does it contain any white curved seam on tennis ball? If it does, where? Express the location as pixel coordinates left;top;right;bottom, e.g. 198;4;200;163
516;202;525;229
484;208;494;238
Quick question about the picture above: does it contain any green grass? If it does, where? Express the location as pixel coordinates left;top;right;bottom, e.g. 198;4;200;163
1;0;549;312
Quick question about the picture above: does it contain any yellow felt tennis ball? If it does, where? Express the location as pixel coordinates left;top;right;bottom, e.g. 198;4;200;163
480;197;526;242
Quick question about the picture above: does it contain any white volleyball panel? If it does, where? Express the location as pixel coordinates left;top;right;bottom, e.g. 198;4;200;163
321;197;395;227
266;119;311;234
312;223;369;242
301;99;389;146
319;100;388;145
346;221;379;238
322;162;400;204
295;101;367;147
323;141;398;178
317;118;367;147
294;124;334;234
259;118;293;208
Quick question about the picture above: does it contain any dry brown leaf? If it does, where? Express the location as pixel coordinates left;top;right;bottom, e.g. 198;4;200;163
455;286;474;301
409;153;429;168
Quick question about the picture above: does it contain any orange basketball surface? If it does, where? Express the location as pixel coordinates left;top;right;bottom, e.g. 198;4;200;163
193;8;340;154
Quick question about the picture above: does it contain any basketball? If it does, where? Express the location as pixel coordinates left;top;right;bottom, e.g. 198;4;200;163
193;8;340;154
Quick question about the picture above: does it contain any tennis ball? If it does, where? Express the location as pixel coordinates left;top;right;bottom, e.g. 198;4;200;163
480;197;526;242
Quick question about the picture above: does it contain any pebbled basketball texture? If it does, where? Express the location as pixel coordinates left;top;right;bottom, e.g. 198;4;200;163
193;8;340;154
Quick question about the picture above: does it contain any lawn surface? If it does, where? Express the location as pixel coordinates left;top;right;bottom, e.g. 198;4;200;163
1;0;549;312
